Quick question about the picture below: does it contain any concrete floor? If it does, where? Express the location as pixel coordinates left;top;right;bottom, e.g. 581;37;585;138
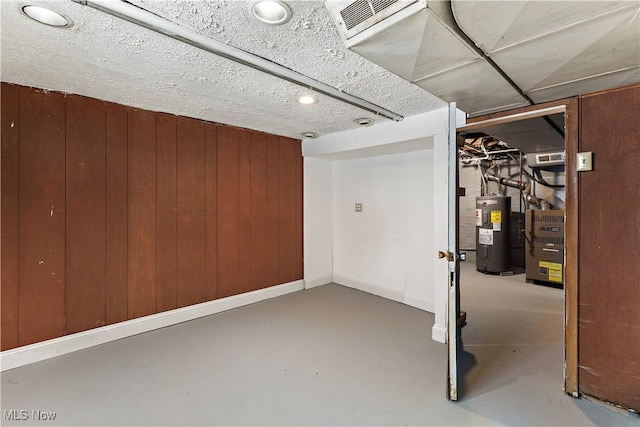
1;263;637;426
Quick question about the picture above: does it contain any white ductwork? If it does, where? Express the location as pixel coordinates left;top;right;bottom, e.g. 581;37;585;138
452;1;640;104
326;0;529;116
326;0;640;116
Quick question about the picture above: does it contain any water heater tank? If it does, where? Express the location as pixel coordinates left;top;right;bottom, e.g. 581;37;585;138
476;196;511;273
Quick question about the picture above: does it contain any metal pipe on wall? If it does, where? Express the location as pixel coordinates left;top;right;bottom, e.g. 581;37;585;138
71;0;405;122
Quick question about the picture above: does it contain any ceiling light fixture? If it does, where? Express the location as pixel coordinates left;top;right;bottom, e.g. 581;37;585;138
354;118;374;126
70;0;403;122
250;0;292;26
301;132;318;139
21;5;72;27
298;95;318;105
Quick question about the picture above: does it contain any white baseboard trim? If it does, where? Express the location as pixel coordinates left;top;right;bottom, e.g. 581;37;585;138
403;294;435;313
304;275;333;289
332;274;404;303
432;323;447;343
0;280;304;372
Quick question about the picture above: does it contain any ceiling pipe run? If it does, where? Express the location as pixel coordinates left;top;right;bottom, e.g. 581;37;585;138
71;0;404;122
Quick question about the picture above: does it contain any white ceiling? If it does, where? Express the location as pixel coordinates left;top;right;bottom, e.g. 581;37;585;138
2;0;638;140
0;0;446;139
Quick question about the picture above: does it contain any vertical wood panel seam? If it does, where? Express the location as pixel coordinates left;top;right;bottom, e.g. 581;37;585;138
154;114;158;314
216;130;219;298
103;103;108;327
213;126;220;299
205;126;209;300
125;109;130;319
15;86;20;344
126;109;130;319
17;86;21;346
175;120;178;307
156;115;159;313
248;134;252;291
202;125;206;299
238;130;241;292
125;108;133;320
63;94;68;336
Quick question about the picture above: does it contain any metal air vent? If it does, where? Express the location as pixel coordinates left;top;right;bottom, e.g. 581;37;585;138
327;0;418;41
340;1;374;30
527;151;566;169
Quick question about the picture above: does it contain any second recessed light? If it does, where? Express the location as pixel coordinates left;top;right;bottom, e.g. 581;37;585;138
250;0;292;26
298;95;318;105
354;118;374;126
21;5;72;27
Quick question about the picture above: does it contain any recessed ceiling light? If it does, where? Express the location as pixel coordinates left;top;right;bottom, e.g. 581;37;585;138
354;118;374;126
298;95;318;105
250;0;292;26
21;5;72;27
301;132;318;139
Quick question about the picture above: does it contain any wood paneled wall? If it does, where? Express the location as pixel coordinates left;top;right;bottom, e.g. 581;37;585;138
578;83;640;411
1;83;303;350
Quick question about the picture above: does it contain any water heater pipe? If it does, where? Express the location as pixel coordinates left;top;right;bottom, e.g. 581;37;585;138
486;174;550;209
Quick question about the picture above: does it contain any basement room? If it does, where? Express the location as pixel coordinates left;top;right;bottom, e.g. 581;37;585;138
1;0;639;425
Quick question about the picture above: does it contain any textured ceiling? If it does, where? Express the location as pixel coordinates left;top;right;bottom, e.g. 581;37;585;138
0;0;446;139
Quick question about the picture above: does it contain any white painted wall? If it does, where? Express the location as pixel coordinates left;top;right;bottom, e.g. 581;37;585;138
331;148;435;311
303;157;333;289
302;108;461;343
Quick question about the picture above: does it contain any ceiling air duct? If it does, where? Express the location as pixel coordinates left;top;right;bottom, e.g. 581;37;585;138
327;0;422;43
326;0;530;116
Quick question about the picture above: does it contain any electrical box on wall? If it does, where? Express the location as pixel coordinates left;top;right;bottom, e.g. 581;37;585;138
576;152;593;171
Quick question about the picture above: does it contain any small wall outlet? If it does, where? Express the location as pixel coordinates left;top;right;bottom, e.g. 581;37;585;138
577;152;593;172
355;203;363;212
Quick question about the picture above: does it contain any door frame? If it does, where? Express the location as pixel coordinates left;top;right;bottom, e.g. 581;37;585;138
456;97;580;396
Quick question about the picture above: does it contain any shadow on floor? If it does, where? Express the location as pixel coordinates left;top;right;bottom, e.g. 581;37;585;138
456;336;478;399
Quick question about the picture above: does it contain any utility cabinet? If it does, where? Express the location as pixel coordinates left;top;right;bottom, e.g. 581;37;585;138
525;209;565;285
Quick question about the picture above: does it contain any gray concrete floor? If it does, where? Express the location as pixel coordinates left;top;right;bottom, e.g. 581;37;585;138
1;264;637;426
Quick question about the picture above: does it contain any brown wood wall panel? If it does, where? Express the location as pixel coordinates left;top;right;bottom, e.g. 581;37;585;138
65;96;107;334
1;84;303;350
1;83;20;350
578;84;640;411
266;135;280;286
278;138;296;283
217;126;240;298
127;109;157;319
176;118;207;307
250;133;268;292
238;131;253;294
18;87;67;346
105;103;129;325
205;124;218;301
156;115;178;312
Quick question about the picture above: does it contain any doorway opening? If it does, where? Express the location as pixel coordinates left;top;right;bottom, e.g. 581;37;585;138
452;100;579;400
